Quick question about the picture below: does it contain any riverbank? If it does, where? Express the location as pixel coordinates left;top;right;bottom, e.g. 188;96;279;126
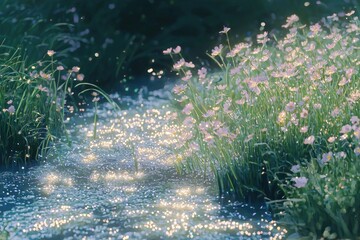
0;91;287;239
166;12;360;238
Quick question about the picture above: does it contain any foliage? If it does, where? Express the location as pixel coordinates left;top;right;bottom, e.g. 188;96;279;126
0;46;82;165
273;130;360;239
166;11;360;237
75;82;122;140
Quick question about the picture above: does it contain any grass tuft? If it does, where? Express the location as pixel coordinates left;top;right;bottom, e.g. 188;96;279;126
0;46;83;166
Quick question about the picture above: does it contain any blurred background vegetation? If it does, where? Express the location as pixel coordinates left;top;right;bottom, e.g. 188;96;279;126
0;0;358;93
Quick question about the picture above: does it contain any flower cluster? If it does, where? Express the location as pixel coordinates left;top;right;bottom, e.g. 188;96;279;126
165;11;360;238
1;48;88;163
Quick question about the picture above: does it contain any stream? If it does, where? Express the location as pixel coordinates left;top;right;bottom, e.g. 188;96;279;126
0;87;287;239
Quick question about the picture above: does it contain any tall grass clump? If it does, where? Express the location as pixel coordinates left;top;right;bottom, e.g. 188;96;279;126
165;10;359;209
273;119;360;238
0;46;84;166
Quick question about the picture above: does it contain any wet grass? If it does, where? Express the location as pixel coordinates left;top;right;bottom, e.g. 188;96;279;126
167;12;360;238
0;46;83;165
0;0;126;166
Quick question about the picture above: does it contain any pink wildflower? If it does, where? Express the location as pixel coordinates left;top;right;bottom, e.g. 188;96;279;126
234;42;250;52
354;128;360;139
331;108;340;117
173;59;185;70
211;120;222;130
72;66;80;72
338;77;349;87
7;105;15;114
292;177;308;188
185;61;195;68
181;70;192;81
172;84;186;95
226;50;236;58
345;10;355;16
163;48;172;55
173;46;181;54
219;26;230;34
282;14;300;28
340;124;352;134
183;116;195;128
211;44;223;57
40;71;51;80
203;110;215;118
182;103;194;115
300;108;308;118
322;152;333;164
328;136;336;143
76;74;85;81
350;116;359;125
339;134;348;141
203;133;214;145
347;23;360;33
346;68;355;78
47;50;56;57
198;67;207;79
355;147;360;156
309;23;322;36
290;114;299;126
300;126;308;133
304;135;315;145
235;99;245;105
215;127;229;137
291;164;300;173
285;102;296;112
178;96;188;102
248;81;261;95
257;31;269;44
199;121;210;133
57;65;64;71
223;100;232;114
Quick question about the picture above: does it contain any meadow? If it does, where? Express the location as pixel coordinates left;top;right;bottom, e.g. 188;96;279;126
167;12;360;238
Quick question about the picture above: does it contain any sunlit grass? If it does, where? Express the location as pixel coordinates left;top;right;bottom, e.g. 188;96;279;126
166;11;360;238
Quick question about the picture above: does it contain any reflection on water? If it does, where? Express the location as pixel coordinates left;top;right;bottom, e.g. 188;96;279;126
0;90;287;239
